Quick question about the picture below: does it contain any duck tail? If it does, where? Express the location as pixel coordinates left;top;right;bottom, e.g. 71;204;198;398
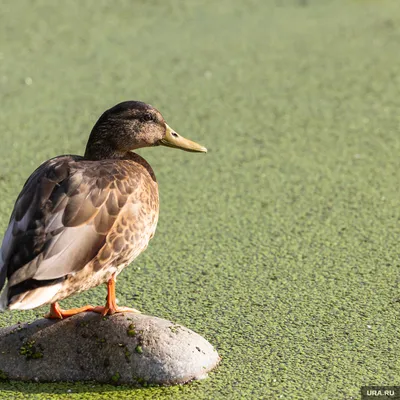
0;283;8;312
0;251;8;311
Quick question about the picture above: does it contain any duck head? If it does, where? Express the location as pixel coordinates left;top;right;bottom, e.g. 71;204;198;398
84;101;207;160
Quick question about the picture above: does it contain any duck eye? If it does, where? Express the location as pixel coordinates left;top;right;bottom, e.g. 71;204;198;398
142;113;154;122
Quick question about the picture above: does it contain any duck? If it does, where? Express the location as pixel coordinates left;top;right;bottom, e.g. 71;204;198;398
0;101;207;319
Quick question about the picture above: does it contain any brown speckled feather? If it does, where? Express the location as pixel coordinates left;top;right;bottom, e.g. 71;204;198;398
0;100;206;313
0;152;158;308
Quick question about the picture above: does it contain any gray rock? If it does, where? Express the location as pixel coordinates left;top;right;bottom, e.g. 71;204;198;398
0;312;220;385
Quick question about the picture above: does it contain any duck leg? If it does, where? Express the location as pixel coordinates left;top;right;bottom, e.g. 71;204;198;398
45;302;95;319
44;274;140;319
92;273;141;316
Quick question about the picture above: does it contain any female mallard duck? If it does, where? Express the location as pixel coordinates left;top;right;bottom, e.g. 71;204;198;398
0;101;207;319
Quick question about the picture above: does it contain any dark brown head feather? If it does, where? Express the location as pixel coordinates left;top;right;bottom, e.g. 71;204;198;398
84;101;166;161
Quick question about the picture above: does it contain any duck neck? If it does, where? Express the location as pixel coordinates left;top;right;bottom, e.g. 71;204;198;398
84;121;130;161
84;142;126;161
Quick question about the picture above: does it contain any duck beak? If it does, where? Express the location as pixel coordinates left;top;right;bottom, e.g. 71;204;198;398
159;124;207;153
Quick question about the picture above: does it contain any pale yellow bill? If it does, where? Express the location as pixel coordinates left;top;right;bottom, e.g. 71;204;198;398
159;124;207;153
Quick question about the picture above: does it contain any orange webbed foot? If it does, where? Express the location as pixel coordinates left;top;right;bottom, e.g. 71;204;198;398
45;274;140;319
91;305;141;316
45;303;95;319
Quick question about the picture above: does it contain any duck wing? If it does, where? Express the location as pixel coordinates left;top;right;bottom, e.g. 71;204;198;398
0;155;133;303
